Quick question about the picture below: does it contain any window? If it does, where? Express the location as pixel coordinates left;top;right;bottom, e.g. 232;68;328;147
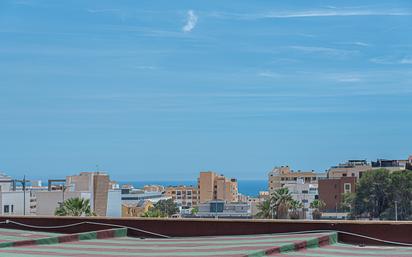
11;205;14;213
302;190;308;194
3;205;9;213
342;173;347;177
210;202;224;213
344;183;351;193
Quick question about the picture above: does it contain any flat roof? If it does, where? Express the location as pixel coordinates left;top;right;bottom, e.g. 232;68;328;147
0;227;409;257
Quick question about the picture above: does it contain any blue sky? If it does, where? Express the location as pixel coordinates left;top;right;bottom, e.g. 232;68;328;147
1;0;411;181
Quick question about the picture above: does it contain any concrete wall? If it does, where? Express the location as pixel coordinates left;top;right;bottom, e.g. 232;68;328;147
0;191;31;215
106;190;121;217
35;191;91;216
0;216;411;245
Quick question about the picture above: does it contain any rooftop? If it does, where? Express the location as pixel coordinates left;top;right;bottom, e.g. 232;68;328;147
0;217;410;257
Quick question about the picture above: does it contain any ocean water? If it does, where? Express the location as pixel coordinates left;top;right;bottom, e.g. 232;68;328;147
118;180;268;197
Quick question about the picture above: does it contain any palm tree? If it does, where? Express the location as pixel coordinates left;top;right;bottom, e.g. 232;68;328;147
55;197;95;217
289;200;303;219
271;188;293;219
310;199;326;220
256;199;272;219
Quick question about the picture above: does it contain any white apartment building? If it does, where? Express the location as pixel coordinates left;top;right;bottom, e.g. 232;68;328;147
0;191;32;216
283;179;318;219
196;201;251;218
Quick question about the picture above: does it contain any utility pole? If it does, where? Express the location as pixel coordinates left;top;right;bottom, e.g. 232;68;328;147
23;175;26;216
16;176;30;216
335;203;338;220
17;175;30;215
62;185;66;203
215;201;218;219
395;201;398;221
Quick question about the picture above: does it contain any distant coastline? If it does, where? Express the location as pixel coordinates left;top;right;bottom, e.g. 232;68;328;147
118;179;268;197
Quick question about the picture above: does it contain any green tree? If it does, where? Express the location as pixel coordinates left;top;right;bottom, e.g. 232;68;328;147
142;199;178;218
352;169;392;219
55;197;95;217
380;170;412;220
154;199;179;217
271;188;293;219
341;192;355;212
310;199;326;220
289;200;303;219
141;208;165;218
190;206;199;215
256;199;272;219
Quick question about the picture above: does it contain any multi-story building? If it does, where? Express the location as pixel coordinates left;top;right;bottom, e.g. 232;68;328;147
35;191;92;216
36;171;120;217
371;159;408;171
327;160;372;179
283;180;319;219
165;186;199;207
66;172;110;216
407;156;412;170
143;185;165;192
0;190;32;216
121;188;171;205
121;200;154;217
318;177;356;212
198;171;238;203
258;191;270;200
268;166;325;194
196;200;251;218
328;157;411;180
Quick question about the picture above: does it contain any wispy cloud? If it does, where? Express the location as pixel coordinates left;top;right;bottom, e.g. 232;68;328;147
182;10;198;32
353;42;370;47
257;71;281;78
87;9;121;14
211;8;412;20
400;57;412;64
133;65;157;70
370;56;412;65
289;46;356;58
261;10;412;18
330;74;362;83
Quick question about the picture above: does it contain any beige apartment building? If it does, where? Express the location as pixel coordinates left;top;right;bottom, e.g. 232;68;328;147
198;171;238;203
165;186;199;207
121;201;153;217
327;157;412;180
66;172;110;216
268;166;325;194
327;160;372;179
